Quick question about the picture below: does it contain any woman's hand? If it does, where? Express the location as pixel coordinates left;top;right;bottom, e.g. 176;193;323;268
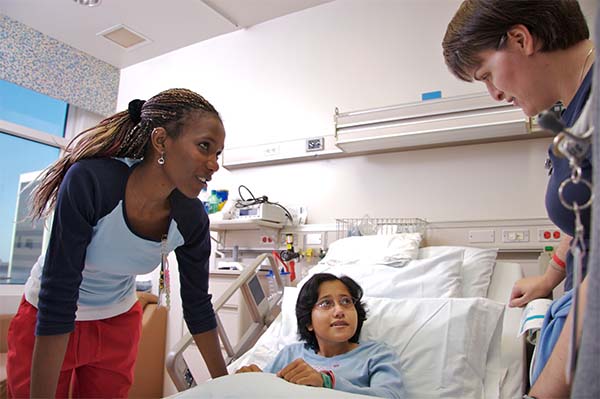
276;358;323;387
510;234;570;308
509;275;554;307
235;364;262;373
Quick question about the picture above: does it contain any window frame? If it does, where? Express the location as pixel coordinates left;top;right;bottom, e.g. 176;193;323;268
0;118;69;149
1;111;68;283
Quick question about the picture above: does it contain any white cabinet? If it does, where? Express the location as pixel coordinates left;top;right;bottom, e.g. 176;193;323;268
209;271;254;350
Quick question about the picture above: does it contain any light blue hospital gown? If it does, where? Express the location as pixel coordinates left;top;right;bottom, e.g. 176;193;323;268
263;340;405;399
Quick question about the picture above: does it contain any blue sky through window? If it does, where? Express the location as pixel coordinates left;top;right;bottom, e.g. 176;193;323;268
0;79;66;267
0;79;67;136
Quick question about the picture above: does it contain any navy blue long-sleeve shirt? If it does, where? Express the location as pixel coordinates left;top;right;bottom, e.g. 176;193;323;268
24;157;216;336
545;68;593;290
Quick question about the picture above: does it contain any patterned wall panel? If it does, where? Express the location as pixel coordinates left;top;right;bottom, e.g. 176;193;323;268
0;14;118;116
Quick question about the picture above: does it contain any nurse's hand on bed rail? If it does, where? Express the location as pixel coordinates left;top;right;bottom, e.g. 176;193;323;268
509;276;554;307
235;364;263;373
276;358;324;387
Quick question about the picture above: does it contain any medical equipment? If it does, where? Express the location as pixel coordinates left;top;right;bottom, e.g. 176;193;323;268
232;185;294;223
233;202;289;223
166;253;284;391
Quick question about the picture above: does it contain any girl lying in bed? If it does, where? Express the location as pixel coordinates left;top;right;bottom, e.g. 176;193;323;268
236;273;405;399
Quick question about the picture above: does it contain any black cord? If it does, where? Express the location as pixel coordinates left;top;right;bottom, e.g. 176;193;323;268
234;185;293;223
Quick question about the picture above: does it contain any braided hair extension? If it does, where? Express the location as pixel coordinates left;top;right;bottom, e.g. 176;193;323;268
30;88;220;220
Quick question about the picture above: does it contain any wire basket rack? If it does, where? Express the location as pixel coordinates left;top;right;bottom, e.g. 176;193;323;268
335;217;427;240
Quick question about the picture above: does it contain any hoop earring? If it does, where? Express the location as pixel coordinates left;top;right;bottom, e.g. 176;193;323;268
157;153;165;165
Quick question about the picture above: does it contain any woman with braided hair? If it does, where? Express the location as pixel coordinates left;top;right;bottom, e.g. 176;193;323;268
6;88;227;398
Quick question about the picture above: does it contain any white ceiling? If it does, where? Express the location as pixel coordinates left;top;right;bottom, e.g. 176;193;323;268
0;0;333;69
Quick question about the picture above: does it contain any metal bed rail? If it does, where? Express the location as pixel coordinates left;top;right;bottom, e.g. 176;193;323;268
166;253;284;392
336;217;427;239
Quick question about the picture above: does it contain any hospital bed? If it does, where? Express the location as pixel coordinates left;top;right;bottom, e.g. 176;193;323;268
166;222;527;398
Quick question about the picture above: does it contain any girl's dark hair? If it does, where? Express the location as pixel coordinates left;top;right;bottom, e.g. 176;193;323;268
31;88;220;219
296;273;367;352
443;0;589;81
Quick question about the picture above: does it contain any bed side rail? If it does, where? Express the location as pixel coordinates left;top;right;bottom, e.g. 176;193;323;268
166;253;284;392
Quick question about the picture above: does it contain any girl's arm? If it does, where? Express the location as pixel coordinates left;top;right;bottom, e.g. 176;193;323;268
235;364;262;373
332;348;404;399
275;344;404;399
276;358;323;387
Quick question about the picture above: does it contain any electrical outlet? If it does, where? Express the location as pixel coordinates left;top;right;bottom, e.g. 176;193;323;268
538;228;562;242
306;137;324;152
502;229;530;243
468;229;495;243
259;235;274;245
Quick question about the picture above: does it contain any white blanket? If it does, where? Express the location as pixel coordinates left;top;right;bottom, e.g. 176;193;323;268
169;372;376;399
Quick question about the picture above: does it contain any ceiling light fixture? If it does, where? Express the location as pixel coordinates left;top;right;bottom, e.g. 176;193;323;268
73;0;102;7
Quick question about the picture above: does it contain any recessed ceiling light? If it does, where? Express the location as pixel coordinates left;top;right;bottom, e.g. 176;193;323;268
73;0;102;7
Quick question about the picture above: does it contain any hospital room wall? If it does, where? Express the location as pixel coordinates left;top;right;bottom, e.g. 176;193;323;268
118;0;596;224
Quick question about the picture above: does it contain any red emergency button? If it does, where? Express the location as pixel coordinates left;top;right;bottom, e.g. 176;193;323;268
544;231;552;239
553;231;561;239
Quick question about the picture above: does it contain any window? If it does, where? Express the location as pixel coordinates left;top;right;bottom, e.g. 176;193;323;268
0;79;68;137
0;80;67;284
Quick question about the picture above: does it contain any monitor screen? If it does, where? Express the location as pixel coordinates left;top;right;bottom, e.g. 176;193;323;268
248;275;265;305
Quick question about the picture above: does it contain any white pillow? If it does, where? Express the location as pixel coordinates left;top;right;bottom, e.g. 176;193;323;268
361;296;505;399
419;246;498;298
300;250;464;299
266;287;504;399
322;233;422;267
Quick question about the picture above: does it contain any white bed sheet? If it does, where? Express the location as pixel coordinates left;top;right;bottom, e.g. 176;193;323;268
485;261;526;399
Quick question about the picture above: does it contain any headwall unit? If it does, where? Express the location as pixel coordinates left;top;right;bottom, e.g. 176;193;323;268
222;93;552;169
334;93;549;154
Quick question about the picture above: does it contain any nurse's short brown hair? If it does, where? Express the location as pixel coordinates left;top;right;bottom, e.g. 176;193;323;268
442;0;589;82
